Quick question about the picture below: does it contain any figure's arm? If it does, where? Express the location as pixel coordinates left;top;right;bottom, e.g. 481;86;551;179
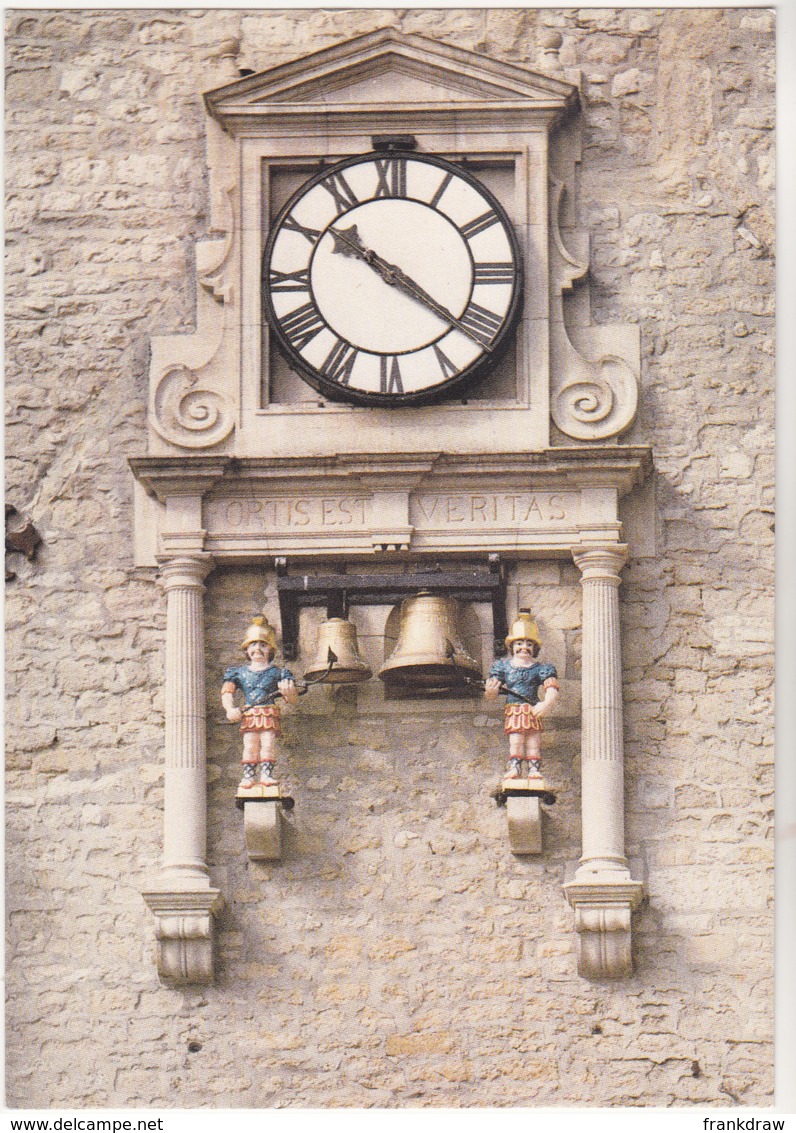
532;677;560;717
484;661;504;701
221;679;242;722
278;671;299;706
484;677;502;700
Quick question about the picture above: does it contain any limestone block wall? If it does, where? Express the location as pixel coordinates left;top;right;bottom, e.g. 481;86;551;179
5;8;774;1108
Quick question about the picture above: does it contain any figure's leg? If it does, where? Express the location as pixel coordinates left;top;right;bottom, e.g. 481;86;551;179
506;732;524;779
525;731;543;779
239;731;260;788
257;730;278;785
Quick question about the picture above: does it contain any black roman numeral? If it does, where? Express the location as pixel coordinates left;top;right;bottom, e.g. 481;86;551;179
459;302;503;345
374;156;407;198
429;171;454;209
321;338;357;386
432;343;458;379
461;209;500;240
380;356;404;395
268;267;310;293
282;214;322;244
280;302;326;350
473;261;515;286
321;171;359;214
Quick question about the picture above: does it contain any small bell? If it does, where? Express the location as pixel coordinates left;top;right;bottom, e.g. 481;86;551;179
379;592;481;695
303;617;372;684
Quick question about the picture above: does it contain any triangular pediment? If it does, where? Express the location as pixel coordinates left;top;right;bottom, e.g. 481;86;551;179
205;28;577;120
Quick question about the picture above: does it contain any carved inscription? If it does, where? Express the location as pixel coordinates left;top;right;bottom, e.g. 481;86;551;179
207;496;369;532
205;490;578;538
410;492;577;527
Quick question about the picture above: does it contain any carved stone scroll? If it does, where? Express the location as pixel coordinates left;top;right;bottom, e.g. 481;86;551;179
549;174;640;441
151;365;234;449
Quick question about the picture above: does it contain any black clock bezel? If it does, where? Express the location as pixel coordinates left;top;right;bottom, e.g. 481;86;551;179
262;149;523;409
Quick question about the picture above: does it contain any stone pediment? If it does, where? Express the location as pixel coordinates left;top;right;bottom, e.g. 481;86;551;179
204;28;578;122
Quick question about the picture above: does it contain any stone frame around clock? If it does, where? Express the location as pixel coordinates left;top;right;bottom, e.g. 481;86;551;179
144;28;641;463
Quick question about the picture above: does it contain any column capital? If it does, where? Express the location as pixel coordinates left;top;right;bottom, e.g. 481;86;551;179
156;553;214;591
571;543;629;584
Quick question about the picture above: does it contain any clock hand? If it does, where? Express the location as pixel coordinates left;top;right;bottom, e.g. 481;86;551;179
329;224;493;353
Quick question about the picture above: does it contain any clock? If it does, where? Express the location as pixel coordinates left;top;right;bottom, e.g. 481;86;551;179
263;148;523;407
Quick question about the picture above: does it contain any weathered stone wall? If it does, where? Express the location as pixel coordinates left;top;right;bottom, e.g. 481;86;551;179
5;8;774;1108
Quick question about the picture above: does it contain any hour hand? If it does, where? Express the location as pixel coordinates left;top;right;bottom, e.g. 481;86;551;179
330;224;367;260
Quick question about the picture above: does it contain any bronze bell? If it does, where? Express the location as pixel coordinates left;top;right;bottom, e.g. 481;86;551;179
379;592;482;695
303;617;372;684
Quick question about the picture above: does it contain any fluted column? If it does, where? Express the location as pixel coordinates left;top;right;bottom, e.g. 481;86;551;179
564;543;643;978
161;555;213;881
575;544;629;873
143;553;223;983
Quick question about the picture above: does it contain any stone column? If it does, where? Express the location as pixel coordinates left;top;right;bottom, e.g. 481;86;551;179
563;543;643;978
143;554;223;984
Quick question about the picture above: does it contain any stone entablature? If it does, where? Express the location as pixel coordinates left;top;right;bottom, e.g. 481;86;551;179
131;448;651;564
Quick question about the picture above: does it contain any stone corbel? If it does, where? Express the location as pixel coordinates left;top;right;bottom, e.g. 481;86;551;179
506;792;542;855
143;888;224;985
563;879;643;979
237;786;292;861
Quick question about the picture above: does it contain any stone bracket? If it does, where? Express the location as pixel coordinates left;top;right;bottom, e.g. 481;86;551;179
562;877;644;979
235;788;293;861
507;794;542;854
143;887;224;985
498;781;557;855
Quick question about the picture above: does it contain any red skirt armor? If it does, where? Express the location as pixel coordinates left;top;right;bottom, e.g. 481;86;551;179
504;703;543;734
240;705;282;737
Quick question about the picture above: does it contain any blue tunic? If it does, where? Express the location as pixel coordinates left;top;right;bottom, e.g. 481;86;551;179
489;657;557;705
222;663;295;707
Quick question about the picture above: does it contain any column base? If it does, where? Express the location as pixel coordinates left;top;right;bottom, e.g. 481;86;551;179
562;873;644;979
143;885;224;984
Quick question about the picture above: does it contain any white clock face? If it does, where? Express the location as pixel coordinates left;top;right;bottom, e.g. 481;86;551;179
264;152;522;406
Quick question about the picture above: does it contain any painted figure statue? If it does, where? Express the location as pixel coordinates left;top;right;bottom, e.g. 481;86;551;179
221;616;298;789
484;610;560;784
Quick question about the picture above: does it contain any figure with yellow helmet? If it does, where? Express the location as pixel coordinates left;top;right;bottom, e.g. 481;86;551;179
221;616;298;789
484;609;560;784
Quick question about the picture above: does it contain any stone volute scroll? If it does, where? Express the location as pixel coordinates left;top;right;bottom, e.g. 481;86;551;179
147;114;238;455
548;143;640;441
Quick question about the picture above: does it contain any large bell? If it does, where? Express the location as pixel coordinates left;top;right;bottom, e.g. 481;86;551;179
303;617;372;684
379;592;482;695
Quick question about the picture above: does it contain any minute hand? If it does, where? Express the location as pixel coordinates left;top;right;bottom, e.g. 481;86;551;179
329;224;493;353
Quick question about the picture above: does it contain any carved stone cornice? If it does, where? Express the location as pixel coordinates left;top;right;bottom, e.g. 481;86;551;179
130;448;652;566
